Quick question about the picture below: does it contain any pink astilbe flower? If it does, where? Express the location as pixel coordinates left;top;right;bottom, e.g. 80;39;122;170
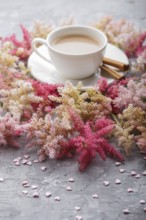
96;77;108;93
135;32;146;56
0;108;29;147
2;25;32;60
94;16;141;56
97;77;129;113
114;78;146;110
58;109;124;171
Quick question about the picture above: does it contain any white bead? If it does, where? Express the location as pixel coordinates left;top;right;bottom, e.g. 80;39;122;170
115;179;121;184
103;181;110;186
92;194;98;198
74;206;81;211
66;186;72;191
123;208;130;214
54;196;61;201
45;192;52;197
68;178;74;182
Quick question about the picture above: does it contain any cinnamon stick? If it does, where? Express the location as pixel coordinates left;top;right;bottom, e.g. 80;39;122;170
100;64;122;80
103;57;129;71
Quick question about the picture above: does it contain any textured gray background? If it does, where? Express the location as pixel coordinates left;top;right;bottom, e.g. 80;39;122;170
0;0;146;220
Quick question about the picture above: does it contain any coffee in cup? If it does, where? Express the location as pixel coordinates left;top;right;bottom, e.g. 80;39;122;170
31;25;107;79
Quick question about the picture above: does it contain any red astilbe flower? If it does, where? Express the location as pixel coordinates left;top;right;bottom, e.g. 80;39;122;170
30;80;63;113
2;25;32;60
58;109;124;171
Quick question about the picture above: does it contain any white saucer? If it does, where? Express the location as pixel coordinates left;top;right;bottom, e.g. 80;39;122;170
28;43;129;86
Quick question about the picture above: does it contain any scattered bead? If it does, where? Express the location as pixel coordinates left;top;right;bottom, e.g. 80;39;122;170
33;191;39;198
140;200;146;204
131;171;137;176
74;206;81;211
13;158;19;163
22;159;28;165
115;162;122;166
41;166;47;171
66;186;72;191
135;174;141;178
34;159;39;163
144;157;146;160
119;168;125;173
24;154;30;159
115;179;121;184
103;181;110;186
14;161;20;166
0;177;4;182
123;208;130;214
127;188;133;193
92;194;98;199
24;184;29;188
32;185;38;190
22;190;28;194
142;171;146;176
45;192;52;197
144;207;146;212
54;196;61;201
68;177;74;182
22;180;28;185
27;161;32;166
22;181;29;188
75;215;83;220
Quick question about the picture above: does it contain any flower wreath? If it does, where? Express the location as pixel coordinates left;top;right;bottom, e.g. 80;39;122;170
0;16;146;171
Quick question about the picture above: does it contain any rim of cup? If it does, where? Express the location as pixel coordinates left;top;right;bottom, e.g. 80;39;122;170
47;25;107;57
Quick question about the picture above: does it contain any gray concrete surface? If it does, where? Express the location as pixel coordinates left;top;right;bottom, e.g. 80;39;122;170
0;0;146;220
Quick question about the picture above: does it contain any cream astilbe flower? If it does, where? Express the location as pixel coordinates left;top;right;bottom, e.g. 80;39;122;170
31;17;74;40
49;82;112;122
0;80;43;120
31;21;53;39
28;112;73;161
113;104;146;154
0;47;18;72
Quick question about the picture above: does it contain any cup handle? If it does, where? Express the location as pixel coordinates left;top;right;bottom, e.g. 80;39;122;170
31;38;52;64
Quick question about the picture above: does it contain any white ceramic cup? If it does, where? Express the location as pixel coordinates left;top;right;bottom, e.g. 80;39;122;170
31;25;107;80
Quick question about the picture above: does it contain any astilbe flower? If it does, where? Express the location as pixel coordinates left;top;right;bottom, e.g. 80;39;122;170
0;41;30;89
0;108;29;147
31;21;53;40
114;78;146;110
113;104;146;154
49;81;112;122
0;80;43;120
27;112;74;161
58;109;124;171
31;18;74;40
135;126;146;153
136;48;146;71
97;77;129;113
30;80;62;113
2;25;32;60
0;41;18;81
94;16;141;56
